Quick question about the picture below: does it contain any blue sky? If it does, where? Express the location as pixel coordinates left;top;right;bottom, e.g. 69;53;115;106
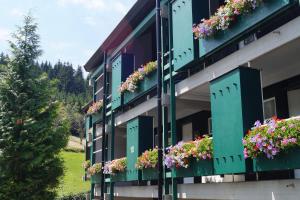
0;0;136;75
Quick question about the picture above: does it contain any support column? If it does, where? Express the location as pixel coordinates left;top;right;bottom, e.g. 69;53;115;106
101;53;108;200
90;123;96;200
109;111;115;200
167;0;177;199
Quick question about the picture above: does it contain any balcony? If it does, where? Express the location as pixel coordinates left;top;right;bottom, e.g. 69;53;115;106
199;0;297;57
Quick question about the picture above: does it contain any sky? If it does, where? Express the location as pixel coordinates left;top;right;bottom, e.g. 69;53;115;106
0;0;136;75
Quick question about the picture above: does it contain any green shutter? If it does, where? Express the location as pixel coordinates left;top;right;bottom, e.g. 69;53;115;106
172;0;209;71
210;67;263;174
126;116;153;181
111;55;122;110
111;54;134;110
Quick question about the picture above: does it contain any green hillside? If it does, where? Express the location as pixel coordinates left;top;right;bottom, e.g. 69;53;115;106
57;151;90;197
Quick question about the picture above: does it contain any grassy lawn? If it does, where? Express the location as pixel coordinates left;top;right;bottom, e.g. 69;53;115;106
57;151;90;197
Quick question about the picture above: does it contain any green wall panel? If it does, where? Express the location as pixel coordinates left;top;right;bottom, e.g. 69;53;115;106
200;0;295;58
124;70;157;104
210;67;263;174
126;116;153;181
172;0;209;72
111;54;134;110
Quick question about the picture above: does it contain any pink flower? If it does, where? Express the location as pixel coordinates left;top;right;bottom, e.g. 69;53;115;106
243;148;248;159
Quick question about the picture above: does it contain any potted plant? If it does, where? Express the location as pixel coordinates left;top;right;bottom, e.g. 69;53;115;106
86;100;103;116
136;148;158;180
83;160;91;170
103;157;127;182
119;61;157;94
87;163;102;183
243;117;300;171
164;136;214;178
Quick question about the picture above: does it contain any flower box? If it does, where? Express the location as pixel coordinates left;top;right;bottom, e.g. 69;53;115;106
91;111;102;124
253;148;300;172
172;165;194;178
172;159;214;178
110;172;127;182
142;168;158;181
123;69;157;104
91;173;101;184
199;0;295;58
193;159;214;176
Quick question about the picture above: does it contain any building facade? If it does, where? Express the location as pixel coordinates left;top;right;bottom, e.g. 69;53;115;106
83;0;300;199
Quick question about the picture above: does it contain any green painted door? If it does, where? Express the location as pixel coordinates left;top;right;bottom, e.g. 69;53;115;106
210;67;263;174
126;116;153;181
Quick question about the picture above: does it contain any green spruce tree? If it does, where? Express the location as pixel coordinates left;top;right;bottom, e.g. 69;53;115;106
0;14;69;200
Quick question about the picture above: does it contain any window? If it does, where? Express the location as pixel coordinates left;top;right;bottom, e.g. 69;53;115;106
95;124;102;137
263;97;277;121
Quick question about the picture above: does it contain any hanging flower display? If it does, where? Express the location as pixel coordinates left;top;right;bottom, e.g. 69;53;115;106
164;136;213;169
136;148;158;170
191;135;213;160
119;61;157;94
243;117;300;159
87;100;103;115
103;157;127;175
193;0;263;39
83;160;91;170
87;163;102;175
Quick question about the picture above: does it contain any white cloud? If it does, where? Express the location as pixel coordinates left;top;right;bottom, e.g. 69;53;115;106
10;8;24;17
57;0;133;14
48;41;74;52
57;0;105;10
0;28;10;43
83;16;97;27
112;2;129;15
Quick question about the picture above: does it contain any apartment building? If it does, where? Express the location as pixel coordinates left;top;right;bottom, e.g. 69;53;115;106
83;0;300;199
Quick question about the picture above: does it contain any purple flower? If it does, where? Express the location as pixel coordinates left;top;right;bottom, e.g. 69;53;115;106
267;145;272;150
271;148;278;156
164;156;174;169
267;127;275;134
242;139;247;145
290;138;297;143
254;120;262;128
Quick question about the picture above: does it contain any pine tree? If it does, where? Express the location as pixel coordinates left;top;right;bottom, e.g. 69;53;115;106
0;14;69;200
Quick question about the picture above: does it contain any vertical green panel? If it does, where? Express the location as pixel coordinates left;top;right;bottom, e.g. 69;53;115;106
111;55;122;110
210;67;263;174
111;54;134;110
172;0;193;72
172;0;209;71
126;116;153;181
